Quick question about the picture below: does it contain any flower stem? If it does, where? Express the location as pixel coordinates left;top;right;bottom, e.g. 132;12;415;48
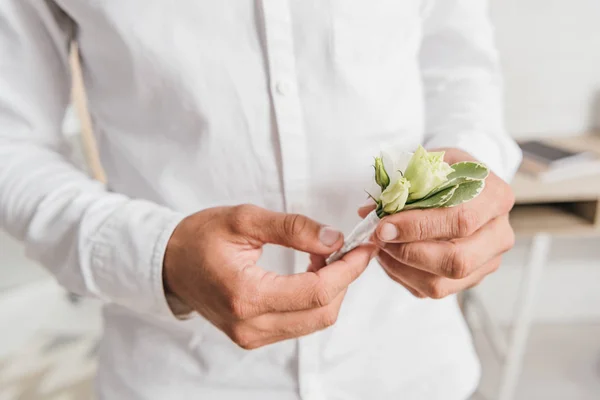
376;204;387;219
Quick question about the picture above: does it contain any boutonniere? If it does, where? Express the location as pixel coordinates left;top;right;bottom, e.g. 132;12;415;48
326;146;489;264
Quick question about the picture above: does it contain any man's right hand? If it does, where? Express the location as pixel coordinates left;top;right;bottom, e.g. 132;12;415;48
163;204;376;350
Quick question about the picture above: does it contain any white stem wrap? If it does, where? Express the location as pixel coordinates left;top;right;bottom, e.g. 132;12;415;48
326;210;380;265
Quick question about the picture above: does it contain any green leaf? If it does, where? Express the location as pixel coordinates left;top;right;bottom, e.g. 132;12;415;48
443;180;486;208
364;189;378;203
405;161;489;203
402;185;458;210
449;161;489;180
434;161;489;192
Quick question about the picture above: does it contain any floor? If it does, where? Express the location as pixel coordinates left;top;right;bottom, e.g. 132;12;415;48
472;324;600;400
0;281;100;400
1;278;599;400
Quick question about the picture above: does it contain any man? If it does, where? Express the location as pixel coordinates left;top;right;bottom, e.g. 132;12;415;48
0;1;521;399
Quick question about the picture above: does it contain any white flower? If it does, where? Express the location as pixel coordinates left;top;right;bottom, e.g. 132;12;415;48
380;149;411;184
404;145;453;201
365;148;412;204
380;176;411;214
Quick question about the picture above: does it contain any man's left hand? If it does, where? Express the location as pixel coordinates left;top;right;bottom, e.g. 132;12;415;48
358;148;516;299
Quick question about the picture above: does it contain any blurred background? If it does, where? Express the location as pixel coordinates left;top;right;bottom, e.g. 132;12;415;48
1;1;600;399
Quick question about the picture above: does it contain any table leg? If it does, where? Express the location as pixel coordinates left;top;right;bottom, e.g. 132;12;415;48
498;233;551;400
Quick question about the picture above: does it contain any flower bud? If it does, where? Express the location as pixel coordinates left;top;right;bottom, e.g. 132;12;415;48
374;157;390;190
380;176;411;214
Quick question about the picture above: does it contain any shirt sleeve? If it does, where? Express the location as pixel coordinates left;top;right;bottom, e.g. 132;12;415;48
0;1;185;319
419;0;522;182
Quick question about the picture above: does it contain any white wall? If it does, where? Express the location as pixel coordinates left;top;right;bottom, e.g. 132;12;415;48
491;0;600;136
474;0;600;324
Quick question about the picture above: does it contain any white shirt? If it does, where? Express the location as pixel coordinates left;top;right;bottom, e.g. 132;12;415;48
0;1;522;399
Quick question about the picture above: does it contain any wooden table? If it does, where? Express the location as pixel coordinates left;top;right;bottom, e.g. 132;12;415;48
468;134;600;400
510;134;600;236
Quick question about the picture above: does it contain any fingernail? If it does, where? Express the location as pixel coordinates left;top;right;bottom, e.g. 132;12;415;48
379;223;398;242
319;226;342;247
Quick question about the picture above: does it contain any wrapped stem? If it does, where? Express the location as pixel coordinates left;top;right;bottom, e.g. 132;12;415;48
326;210;380;265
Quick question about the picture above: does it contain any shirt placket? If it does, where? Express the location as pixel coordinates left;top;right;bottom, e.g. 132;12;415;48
260;1;324;400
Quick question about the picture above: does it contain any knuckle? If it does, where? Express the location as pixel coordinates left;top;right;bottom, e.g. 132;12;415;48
455;208;479;237
320;308;339;328
414;216;432;241
496;180;516;213
229;204;257;233
227;294;249;320
243;342;263;350
504;226;516;252
490;178;515;215
282;214;308;238
406;286;426;298
229;324;255;350
490;258;502;273
505;187;516;211
393;244;414;264
311;281;332;308
441;244;471;279
425;278;449;299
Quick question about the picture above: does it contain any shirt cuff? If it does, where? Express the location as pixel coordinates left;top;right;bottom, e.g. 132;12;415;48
425;132;523;183
84;199;186;320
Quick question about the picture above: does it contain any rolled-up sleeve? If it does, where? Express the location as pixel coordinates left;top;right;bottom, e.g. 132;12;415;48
0;1;184;318
419;0;522;182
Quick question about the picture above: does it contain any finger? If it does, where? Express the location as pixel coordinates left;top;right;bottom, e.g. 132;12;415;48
251;244;376;315
240;289;347;349
376;252;425;298
381;254;502;299
308;254;326;272
462;261;500;290
376;176;514;243
381;215;514;279
228;205;344;255
358;203;376;219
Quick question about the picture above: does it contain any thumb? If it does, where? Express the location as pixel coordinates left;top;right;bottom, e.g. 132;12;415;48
232;205;344;255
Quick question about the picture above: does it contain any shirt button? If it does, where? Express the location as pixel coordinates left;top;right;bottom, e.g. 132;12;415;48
275;80;293;96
